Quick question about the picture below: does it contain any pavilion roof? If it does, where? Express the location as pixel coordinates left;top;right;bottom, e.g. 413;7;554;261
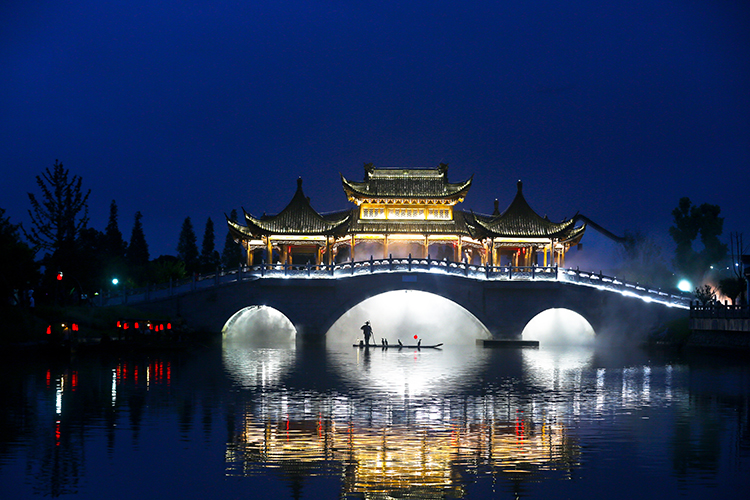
229;178;350;237
472;181;586;242
341;163;472;202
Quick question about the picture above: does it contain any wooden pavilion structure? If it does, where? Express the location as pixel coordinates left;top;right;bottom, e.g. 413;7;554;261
227;164;585;267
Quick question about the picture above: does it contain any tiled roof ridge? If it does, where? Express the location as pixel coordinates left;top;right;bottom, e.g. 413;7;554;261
242;178;349;235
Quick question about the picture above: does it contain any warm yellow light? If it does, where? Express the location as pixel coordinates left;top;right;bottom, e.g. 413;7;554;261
268;235;326;242
386;233;429;241
493;237;551;244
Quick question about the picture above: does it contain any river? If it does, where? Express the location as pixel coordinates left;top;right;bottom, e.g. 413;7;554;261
1;341;749;499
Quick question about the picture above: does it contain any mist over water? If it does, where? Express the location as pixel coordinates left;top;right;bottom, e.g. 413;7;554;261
325;290;491;346
222;305;296;346
522;308;596;346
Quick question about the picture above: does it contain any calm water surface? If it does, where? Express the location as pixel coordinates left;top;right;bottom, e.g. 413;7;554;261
2;342;749;499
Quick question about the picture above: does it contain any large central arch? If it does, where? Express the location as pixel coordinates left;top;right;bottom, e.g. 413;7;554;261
325;289;491;345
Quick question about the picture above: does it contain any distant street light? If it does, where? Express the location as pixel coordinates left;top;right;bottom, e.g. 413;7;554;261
112;278;119;286
677;279;692;292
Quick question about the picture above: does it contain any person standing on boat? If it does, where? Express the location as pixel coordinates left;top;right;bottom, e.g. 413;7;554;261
361;321;373;346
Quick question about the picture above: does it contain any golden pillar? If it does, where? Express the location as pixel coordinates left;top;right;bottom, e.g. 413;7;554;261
350;234;355;262
383;234;389;259
266;237;273;267
456;237;463;262
550;241;556;266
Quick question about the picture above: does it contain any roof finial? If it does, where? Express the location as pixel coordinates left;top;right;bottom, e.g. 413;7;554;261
297;177;303;188
493;199;500;215
517;179;523;192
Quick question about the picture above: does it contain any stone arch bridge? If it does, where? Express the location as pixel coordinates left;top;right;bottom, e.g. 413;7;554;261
125;260;689;342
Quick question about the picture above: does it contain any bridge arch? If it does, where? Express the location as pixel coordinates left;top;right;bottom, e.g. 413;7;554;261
135;270;688;343
222;305;296;344
323;289;492;345
521;308;596;346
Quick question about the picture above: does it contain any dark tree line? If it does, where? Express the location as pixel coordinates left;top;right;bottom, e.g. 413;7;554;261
0;160;244;307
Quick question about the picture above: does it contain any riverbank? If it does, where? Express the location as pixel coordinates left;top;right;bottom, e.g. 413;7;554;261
0;303;219;353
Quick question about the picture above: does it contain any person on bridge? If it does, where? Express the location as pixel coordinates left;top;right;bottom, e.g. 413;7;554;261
361;321;374;346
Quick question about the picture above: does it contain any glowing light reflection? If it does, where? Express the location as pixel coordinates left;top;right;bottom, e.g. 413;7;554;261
331;346;491;397
55;377;63;415
222;345;296;389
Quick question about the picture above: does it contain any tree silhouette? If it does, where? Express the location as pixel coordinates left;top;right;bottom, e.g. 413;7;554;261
126;211;150;283
669;197;727;283
177;217;199;273
0;208;39;305
26;160;90;273
222;209;243;268
126;211;149;267
102;200;127;285
199;217;220;272
26;160;91;300
104;200;126;258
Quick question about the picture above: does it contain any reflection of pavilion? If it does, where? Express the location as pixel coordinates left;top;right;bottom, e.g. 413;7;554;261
225;395;579;498
228;164;585;267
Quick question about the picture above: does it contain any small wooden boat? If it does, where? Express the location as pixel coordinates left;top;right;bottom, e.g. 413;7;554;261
352;342;443;349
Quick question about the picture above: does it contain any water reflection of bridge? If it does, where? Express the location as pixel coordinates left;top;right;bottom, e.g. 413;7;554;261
126;259;689;340
226;411;575;498
221;345;688;498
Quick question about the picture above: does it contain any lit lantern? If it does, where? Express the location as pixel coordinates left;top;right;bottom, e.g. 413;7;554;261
72;323;78;331
167;323;172;330
123;322;129;330
134;322;139;329
46;325;52;335
57;272;63;281
117;321;121;328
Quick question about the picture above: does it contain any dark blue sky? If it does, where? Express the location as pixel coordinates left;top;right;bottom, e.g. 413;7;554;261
2;1;748;258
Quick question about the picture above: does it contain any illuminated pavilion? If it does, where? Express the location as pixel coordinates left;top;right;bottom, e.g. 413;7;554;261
227;163;585;267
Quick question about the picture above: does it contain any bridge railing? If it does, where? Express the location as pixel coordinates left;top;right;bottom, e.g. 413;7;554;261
690;303;750;319
99;257;691;308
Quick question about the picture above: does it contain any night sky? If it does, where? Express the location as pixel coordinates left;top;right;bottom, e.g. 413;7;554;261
2;1;749;259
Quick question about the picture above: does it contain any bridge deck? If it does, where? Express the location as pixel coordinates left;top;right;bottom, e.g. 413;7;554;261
101;257;690;310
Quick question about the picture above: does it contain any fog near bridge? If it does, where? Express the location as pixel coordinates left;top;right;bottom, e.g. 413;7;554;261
325;290;491;346
222;290;598;347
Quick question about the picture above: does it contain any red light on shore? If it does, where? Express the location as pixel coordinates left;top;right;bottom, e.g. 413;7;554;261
72;323;78;331
134;322;139;329
46;325;51;335
117;321;121;328
57;272;63;281
167;323;172;330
